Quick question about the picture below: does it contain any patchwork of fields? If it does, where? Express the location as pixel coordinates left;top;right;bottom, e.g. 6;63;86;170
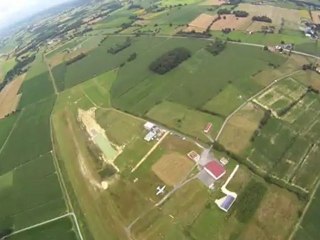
1;0;320;239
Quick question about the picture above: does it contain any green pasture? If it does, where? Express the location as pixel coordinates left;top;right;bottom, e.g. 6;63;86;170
146;101;224;142
112;40;285;116
273;136;312;180
52;36;164;91
202;84;246;117
0;152;65;230
7;217;78;240
294;186;320;240
293;145;320;190
247;118;296;171
0;97;55;173
255;77;307;116
18;71;55;108
0;114;20;147
25;53;48;81
95;109;144;146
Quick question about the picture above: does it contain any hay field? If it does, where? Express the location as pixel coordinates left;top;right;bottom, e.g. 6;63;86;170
236;3;310;30
0;74;25;118
186;13;217;32
210;14;251;31
152;153;194;186
311;11;320;24
219;102;264;154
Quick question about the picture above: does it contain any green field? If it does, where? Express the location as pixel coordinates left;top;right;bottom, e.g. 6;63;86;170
147;101;223;141
247;117;297;171
7;217;78;240
294;185;320;240
254;77;307;116
202;84;246;117
0;96;67;232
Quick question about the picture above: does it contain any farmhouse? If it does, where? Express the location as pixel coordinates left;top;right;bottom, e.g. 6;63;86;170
204;160;226;180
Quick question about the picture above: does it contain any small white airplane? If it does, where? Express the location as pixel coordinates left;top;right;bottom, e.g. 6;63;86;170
156;185;166;196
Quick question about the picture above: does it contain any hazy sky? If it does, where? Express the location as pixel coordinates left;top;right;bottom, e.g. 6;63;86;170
0;0;72;28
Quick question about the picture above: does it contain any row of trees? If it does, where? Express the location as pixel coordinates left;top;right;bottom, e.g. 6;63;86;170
149;47;191;74
66;53;87;65
252;15;272;23
217;9;249;17
107;39;131;54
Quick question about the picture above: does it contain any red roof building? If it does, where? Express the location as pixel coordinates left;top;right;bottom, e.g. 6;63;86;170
204;122;212;133
204;161;226;180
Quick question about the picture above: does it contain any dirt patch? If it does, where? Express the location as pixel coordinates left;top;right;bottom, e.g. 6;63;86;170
239;185;302;240
312;11;320;24
152;153;195;186
0;74;25;119
186;13;217;32
210;14;251;31
201;0;228;5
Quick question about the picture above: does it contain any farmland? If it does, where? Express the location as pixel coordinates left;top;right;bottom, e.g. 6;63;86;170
2;0;320;239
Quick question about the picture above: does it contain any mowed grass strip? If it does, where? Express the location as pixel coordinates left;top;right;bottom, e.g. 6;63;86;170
219;102;264;154
146;101;224;142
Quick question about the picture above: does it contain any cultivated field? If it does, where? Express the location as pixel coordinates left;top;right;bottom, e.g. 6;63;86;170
219;102;264;154
0;74;25;118
200;0;228;5
152;152;194;186
311;11;320;24
210;14;251;31
185;13;217;32
236;3;310;30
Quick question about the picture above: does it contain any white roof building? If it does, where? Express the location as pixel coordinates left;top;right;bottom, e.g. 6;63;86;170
144;122;156;131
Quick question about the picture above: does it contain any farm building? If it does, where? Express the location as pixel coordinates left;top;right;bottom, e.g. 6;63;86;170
144;131;157;142
215;194;236;212
144;121;156;131
187;150;200;162
204;161;226;180
203;122;212;133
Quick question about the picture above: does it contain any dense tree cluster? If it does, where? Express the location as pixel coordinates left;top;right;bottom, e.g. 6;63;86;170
235;180;267;223
149;47;191;74
205;39;226;56
107;39;131;54
252;16;272;23
217;8;231;15
233;10;249;17
66;53;87;65
127;52;137;62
